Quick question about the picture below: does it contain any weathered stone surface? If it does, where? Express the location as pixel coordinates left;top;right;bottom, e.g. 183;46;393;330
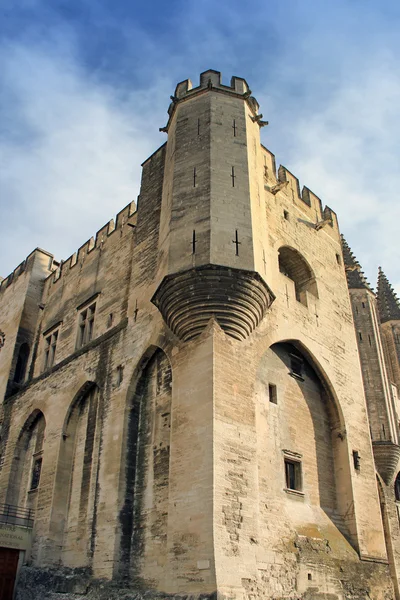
0;70;399;600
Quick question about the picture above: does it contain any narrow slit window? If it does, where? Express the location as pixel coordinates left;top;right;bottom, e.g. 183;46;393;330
231;166;236;187
268;384;277;404
358;332;363;341
30;457;42;490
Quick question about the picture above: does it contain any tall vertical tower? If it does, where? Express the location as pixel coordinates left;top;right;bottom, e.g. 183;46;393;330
341;237;400;484
153;70;274;341
377;268;400;399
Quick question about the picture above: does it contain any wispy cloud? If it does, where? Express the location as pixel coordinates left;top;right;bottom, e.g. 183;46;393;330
1;0;400;295
0;36;168;274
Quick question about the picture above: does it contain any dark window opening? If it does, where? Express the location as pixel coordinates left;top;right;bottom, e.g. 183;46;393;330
44;330;58;370
290;354;304;380
278;246;318;306
368;334;372;346
285;459;302;491
362;302;365;309
30;457;42;490
107;313;113;328
336;253;341;265
358;332;363;341
395;473;400;501
352;450;360;471
308;574;312;581
77;303;96;349
284;210;289;221
116;365;124;386
268;384;277;404
14;343;30;383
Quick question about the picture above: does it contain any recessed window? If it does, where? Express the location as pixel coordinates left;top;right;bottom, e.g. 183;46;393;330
116;365;124;386
30;456;42;491
14;343;30;383
44;330;59;370
395;473;400;501
290;354;304;380
335;253;341;265
358;332;363;342
285;458;302;491
352;450;360;471
284;210;289;221
77;302;96;349
107;313;114;328
268;383;277;404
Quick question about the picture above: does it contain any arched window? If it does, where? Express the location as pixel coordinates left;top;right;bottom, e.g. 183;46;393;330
395;472;400;501
119;348;172;583
278;246;318;306
7;410;46;508
14;343;30;383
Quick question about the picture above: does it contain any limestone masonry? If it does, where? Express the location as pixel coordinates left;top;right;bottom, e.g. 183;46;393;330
0;70;399;600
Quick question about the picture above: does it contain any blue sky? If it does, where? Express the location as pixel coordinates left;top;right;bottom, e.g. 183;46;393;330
1;0;400;293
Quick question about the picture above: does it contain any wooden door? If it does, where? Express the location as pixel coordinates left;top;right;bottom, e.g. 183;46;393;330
0;547;19;600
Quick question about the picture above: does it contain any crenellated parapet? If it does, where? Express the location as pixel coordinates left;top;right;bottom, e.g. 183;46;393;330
160;69;265;133
49;201;136;286
0;248;56;298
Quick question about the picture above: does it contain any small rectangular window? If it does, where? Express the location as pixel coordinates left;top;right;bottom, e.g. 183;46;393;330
116;365;124;386
358;332;363;341
285;459;302;491
284;210;289;221
44;329;59;370
352;450;360;471
30;457;42;490
77;302;96;349
268;384;277;404
335;253;341;265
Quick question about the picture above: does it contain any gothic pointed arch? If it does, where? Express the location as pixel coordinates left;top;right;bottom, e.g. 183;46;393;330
6;409;46;509
256;339;356;549
49;381;102;568
278;246;318;306
119;347;172;586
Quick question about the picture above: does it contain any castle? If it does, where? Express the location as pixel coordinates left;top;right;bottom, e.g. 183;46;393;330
0;70;399;600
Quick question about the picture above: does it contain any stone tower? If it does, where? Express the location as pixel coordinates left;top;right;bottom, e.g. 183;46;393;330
0;71;397;600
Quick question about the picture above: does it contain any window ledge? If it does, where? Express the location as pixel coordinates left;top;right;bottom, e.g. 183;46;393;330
289;372;304;382
28;488;38;495
284;488;304;498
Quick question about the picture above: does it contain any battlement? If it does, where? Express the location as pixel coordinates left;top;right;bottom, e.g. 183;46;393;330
0;248;55;296
174;69;250;100
161;70;260;132
50;200;137;285
261;148;339;231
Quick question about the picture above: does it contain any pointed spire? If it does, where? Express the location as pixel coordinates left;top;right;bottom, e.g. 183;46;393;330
340;235;373;290
377;267;400;323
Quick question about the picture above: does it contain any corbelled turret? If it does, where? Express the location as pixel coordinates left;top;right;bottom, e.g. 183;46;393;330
152;70;275;341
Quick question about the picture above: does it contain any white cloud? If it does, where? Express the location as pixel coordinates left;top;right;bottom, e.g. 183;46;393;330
0;37;168;276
